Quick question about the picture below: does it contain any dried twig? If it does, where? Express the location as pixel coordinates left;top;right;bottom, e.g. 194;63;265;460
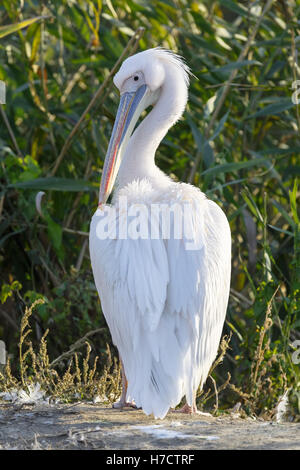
204;372;231;412
75;238;88;271
0;308;19;331
0;104;24;160
49;328;105;368
37;224;89;237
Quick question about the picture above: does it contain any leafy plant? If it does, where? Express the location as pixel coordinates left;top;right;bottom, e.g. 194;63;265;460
0;0;299;418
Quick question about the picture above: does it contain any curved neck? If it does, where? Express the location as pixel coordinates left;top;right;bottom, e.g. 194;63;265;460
116;65;188;190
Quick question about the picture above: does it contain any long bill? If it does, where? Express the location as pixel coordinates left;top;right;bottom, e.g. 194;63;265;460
99;84;149;205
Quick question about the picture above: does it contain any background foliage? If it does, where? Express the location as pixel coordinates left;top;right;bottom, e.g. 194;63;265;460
0;0;299;417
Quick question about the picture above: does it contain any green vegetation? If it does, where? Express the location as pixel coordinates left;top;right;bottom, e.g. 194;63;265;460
0;0;299;418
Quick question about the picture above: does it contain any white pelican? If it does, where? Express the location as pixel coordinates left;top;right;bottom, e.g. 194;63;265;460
89;48;231;419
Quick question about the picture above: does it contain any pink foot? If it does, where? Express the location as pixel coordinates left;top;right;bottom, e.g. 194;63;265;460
112;399;138;409
174;403;212;416
175;403;196;414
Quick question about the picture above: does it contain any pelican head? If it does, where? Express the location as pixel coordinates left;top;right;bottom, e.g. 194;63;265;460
98;48;190;204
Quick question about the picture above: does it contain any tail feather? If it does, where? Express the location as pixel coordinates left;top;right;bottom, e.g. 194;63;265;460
123;312;199;419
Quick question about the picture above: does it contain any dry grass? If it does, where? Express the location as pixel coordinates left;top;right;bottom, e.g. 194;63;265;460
0;300;234;412
228;286;294;420
0;300;121;404
0;297;297;422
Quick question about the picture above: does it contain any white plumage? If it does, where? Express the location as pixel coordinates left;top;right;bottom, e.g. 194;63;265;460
89;48;231;419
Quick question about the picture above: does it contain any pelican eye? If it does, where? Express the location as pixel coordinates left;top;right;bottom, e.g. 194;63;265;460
134;76;139;81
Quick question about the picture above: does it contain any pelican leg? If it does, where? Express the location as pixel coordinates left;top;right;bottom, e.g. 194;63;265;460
174;393;211;416
112;358;137;409
175;397;197;414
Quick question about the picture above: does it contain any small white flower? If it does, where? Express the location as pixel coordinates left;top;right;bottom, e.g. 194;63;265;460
0;383;48;404
93;394;108;403
274;389;290;423
0;389;19;402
